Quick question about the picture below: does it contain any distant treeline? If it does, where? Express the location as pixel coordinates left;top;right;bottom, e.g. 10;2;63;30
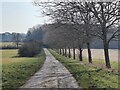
0;25;118;49
0;25;44;43
0;32;26;42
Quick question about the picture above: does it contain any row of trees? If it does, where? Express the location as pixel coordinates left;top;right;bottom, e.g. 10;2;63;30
42;23;97;63
34;1;120;68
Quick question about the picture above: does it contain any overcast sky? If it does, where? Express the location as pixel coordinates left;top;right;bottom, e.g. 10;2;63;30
0;0;51;34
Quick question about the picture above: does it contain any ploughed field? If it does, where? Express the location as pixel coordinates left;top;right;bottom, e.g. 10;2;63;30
66;49;119;72
0;42;16;47
76;49;119;62
68;49;119;62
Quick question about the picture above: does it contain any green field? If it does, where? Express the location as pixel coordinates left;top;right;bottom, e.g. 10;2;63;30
50;49;119;88
2;49;45;90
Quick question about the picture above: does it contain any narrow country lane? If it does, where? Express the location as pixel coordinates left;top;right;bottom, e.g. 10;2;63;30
20;48;79;88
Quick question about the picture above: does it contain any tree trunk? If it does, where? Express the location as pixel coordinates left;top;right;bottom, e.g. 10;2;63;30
62;49;64;56
102;25;111;68
73;47;75;59
16;42;19;48
57;49;59;53
68;47;71;58
103;42;111;68
79;46;83;61
87;42;92;63
59;48;62;55
65;47;67;57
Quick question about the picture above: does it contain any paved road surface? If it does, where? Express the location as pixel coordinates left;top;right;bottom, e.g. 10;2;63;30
20;48;79;88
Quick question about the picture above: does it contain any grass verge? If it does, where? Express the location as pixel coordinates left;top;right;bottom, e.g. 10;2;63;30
49;49;119;88
2;49;45;90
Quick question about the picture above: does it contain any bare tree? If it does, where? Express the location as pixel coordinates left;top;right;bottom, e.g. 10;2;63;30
34;1;120;68
50;1;96;62
85;1;120;68
33;1;94;61
42;23;78;59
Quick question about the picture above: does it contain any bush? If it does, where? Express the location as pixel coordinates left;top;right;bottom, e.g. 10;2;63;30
18;42;41;57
